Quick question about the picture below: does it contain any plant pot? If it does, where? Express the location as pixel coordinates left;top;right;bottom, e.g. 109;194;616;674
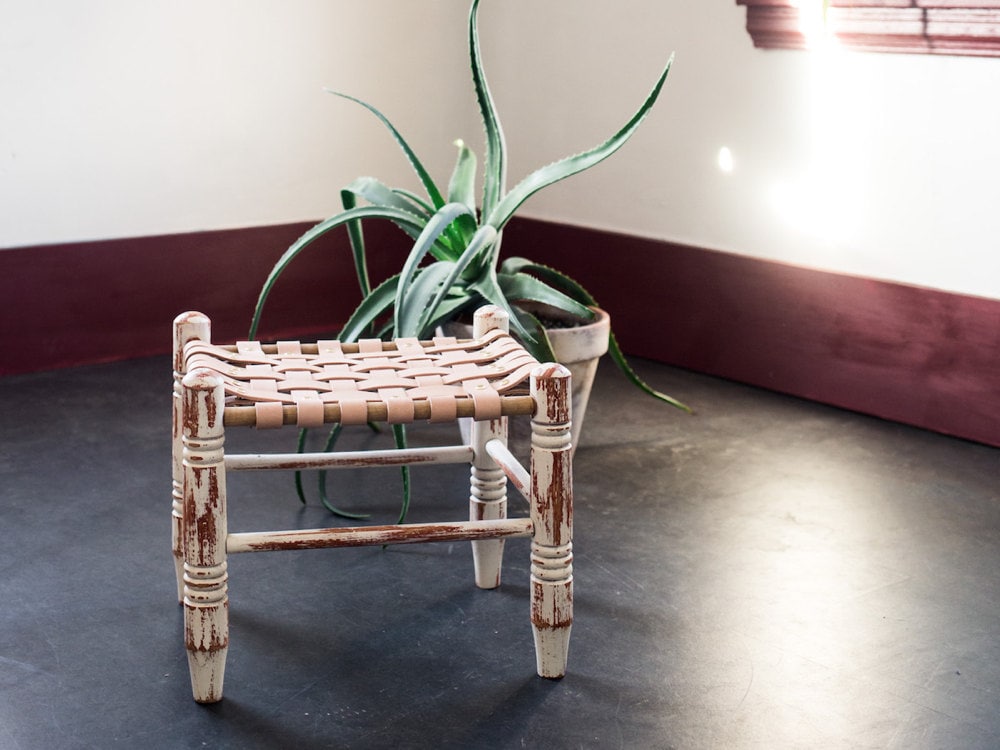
446;304;610;450
521;302;609;449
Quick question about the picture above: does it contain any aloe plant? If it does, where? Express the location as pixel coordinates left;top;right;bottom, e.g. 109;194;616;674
250;0;687;517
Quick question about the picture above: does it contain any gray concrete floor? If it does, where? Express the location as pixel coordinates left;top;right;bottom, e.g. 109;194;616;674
1;354;998;749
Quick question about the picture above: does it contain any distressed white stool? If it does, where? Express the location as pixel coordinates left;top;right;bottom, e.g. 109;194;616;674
171;305;573;703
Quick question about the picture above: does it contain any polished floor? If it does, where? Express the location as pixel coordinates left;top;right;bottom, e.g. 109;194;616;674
1;354;998;749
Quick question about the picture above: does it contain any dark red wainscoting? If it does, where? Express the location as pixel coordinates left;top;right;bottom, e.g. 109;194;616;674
3;217;998;447
502;218;1000;448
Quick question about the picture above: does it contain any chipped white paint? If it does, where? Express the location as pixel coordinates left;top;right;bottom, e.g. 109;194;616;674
171;312;210;604
529;364;574;679
181;367;229;703
470;305;511;589
225;444;473;471
484;438;531;501
227;518;533;553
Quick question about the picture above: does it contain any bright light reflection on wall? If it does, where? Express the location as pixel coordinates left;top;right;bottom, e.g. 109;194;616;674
767;17;869;246
796;0;829;44
718;146;735;174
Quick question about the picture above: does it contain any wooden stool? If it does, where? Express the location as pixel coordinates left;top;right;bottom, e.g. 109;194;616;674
171;306;573;703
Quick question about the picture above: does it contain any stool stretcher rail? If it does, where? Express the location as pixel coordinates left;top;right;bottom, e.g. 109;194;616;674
225;445;474;471
484;438;531;501
227;518;534;553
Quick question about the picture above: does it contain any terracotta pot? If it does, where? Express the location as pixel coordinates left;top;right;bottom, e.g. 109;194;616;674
521;303;609;448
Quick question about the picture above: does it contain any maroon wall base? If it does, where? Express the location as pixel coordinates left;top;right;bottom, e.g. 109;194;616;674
0;221;409;375
503;218;1000;448
2;217;998;447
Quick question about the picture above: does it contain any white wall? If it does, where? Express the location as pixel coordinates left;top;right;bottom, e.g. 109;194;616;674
0;0;471;247
3;0;999;301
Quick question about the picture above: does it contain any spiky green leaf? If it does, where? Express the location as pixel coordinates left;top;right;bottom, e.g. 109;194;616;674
486;54;674;230
416;225;498;335
395;263;457;338
447;140;480;247
317;424;373;518
447;140;478;212
497;271;594;321
467;271;537;344
249;206;428;340
342;177;457;261
338;273;401;343
606;330;691;411
327;89;447;209
469;0;507;217
345;176;433;218
339;188;370;297
393;202;476;334
501;259;688;410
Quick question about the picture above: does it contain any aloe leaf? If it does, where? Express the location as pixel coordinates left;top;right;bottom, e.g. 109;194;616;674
339;189;371;297
316;423;372;518
486;54;674;230
396;263;457;338
467;271;537;344
607;330;690;411
391;190;460;261
507;304;557;362
469;0;507;218
501;259;688;410
446;140;480;248
391;424;411;524
345;176;433;219
497;271;594;321
338;273;401;343
416;225;497;335
326;89;447;209
342;177;457;262
393;202;476;334
447;140;478;211
249;205;427;340
424;293;475;333
501;257;594;302
499;258;598;322
392;188;435;215
294;428;309;505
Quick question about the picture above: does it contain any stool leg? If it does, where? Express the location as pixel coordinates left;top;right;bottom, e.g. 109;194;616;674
529;364;574;679
181;368;229;703
470;416;508;588
172;312;211;603
469;304;513;588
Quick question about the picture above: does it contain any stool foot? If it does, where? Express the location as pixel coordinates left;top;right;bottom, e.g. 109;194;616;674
472;539;505;589
532;623;572;679
187;646;228;704
471;416;508;590
530;543;573;678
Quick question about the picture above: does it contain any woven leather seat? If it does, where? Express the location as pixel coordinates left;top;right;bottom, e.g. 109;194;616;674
172;306;574;703
183;326;540;428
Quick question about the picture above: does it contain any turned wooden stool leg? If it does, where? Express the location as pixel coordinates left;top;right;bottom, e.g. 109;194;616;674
470;306;510;589
529;364;574;679
470;416;508;588
172;312;210;603
181;367;229;703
